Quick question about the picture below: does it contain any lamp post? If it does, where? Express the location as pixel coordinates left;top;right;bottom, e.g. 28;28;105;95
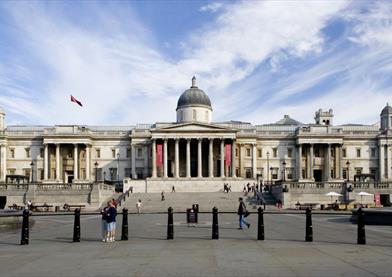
266;151;270;185
103;171;106;183
282;161;286;182
94;161;98;182
30;161;34;183
117;153;120;183
346;160;350;182
110;168;113;181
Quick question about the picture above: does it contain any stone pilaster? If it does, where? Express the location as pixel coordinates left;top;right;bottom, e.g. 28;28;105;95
44;144;48;180
56;144;60;181
379;143;384;181
74;144;78;180
231;140;236;177
252;143;257;179
175;138;179;178
0;145;6;182
132;144;137;179
163;139;168;178
297;144;302;181
309;144;314;180
86;145;90;180
325;144;331;181
220;139;225;177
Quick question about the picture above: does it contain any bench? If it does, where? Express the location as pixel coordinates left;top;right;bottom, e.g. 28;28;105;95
63;204;86;212
298;203;319;210
8;205;24;210
32;204;53;212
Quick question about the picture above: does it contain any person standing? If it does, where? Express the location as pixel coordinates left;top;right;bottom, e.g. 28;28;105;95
136;199;143;215
100;202;109;242
237;197;250;230
161;191;165;201
105;201;117;242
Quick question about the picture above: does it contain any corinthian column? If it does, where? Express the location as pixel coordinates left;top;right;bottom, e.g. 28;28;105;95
198;138;202;178
220;139;225;177
56;144;60;181
163;139;168;178
175;138;179;178
74;144;78;180
186;139;191;178
86;145;90;180
0;145;6;182
44;144;48;180
231;140;236;177
252;143;257;179
209;138;214;178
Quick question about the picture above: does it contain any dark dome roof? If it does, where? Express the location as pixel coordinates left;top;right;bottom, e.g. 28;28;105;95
381;103;392;115
176;77;212;111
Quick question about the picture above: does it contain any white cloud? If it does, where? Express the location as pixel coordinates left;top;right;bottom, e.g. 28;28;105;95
199;2;223;13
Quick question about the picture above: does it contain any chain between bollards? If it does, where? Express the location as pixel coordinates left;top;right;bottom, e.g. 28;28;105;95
305;208;313;242
257;207;265;240
357;208;366;245
167;207;174;240
73;208;81;242
20;209;29;245
121;208;128;241
212;207;219;240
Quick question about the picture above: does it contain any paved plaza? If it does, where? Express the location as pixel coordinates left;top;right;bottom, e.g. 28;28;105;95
0;211;392;277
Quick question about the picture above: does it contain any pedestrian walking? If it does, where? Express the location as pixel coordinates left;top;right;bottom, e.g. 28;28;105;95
136;199;143;214
161;191;165;201
237;197;250;230
172;186;176;193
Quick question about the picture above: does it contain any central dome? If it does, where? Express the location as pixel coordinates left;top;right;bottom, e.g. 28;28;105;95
176;77;212;111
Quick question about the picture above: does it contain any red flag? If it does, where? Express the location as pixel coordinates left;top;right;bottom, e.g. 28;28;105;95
156;144;163;167
70;95;83;107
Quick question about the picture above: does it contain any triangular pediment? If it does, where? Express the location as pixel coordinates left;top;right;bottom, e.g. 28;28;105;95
153;122;234;132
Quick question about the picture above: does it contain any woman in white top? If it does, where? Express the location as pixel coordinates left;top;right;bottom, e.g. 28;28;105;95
136;199;143;214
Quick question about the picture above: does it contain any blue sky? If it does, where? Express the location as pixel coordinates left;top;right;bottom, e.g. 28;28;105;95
0;0;391;126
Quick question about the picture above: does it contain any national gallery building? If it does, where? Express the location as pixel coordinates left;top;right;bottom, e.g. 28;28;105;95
0;77;391;193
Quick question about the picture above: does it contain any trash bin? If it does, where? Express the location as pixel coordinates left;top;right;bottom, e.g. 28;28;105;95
320;204;325;210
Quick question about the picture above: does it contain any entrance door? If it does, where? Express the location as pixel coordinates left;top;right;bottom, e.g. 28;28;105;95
380;194;391;206
314;170;322;182
67;175;74;183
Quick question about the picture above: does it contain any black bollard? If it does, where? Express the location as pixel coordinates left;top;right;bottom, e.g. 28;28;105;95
121;208;129;241
20;209;29;245
73;208;81;242
257;207;265;240
305;208;313;242
357;208;366;245
167;207;174;240
212;207;219;240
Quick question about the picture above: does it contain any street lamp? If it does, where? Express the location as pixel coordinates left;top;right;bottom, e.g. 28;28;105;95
94;161;99;182
30;161;34;183
117;152;120;182
110;168;114;181
282;161;286;182
346;160;350;182
266;151;270;185
103;171;106;183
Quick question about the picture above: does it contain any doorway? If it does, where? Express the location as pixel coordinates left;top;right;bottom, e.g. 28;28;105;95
313;170;322;182
380;194;391;206
0;196;6;209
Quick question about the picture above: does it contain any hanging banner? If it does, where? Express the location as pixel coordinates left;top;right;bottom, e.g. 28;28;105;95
156;144;163;167
225;144;231;167
374;193;380;206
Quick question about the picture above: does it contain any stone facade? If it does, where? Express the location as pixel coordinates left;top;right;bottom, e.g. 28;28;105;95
0;79;391;189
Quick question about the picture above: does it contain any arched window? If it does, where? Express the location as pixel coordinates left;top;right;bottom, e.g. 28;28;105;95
193;109;197;120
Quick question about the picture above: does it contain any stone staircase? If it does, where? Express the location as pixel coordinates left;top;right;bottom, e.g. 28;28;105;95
119;192;279;212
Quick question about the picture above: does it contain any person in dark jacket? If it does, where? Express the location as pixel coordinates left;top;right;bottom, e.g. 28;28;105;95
105;201;117;242
237;197;250;229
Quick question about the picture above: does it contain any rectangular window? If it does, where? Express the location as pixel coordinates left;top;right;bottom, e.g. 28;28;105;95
355;167;362;176
112;149;116;158
96;148;101;158
25;148;30;158
39;169;44;180
8;168;16;175
342;169;347;179
287;168;293;180
235;148;238;157
342;148;346;158
273;148;277;158
287;148;292;158
125;168;132;178
271;167;278;179
356;148;361;158
245;168;252;178
67;149;73;159
23;168;31;180
246;148;251;157
40;148;44;158
257;149;262;158
137;148;143;158
302;169;305;179
370;168;377;177
126;148;131;158
10;148;15;158
371;148;376;158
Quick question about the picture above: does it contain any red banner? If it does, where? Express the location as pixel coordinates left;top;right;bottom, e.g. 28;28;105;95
225;144;231;167
374;193;380;206
156;144;163;167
